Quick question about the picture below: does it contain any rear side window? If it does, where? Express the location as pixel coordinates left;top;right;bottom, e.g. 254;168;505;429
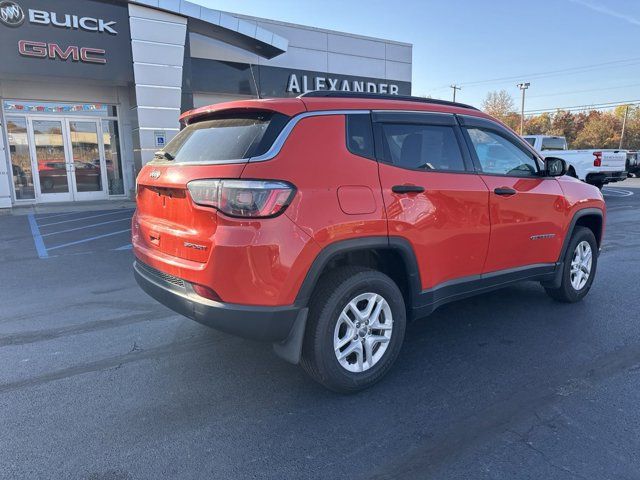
346;114;375;159
523;137;536;147
540;137;567;151
379;123;466;171
163;112;289;163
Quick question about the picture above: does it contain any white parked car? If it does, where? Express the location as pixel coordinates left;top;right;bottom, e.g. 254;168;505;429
523;135;627;188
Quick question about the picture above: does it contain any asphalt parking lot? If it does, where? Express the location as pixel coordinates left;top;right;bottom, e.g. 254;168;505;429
1;181;639;480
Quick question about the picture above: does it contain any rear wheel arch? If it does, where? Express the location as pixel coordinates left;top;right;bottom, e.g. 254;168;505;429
295;237;421;314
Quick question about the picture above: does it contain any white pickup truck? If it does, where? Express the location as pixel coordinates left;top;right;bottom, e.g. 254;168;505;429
523;135;627;188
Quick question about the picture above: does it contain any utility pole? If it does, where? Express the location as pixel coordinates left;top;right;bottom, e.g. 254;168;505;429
516;82;530;135
450;84;462;102
619;104;630;149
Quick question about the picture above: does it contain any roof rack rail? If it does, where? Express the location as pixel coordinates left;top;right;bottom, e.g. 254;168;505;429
298;91;479;111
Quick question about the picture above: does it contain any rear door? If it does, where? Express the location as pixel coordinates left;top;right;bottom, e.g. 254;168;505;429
374;111;491;291
459;115;565;273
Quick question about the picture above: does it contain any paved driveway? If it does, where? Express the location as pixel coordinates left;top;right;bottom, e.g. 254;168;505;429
0;186;639;480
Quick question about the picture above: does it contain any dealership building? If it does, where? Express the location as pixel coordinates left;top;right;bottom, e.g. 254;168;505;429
0;0;412;209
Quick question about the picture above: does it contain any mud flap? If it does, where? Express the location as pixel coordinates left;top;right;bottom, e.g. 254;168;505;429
272;308;308;364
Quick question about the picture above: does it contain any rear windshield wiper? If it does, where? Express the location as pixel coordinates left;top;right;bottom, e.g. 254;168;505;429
154;151;174;161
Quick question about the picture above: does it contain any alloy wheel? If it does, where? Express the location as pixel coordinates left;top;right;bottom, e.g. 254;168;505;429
333;292;393;373
570;240;592;290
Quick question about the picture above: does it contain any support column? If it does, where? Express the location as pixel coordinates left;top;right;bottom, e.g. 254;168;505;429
0;100;12;209
128;4;187;169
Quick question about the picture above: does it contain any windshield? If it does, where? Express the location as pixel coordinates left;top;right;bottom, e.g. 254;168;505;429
162;112;288;163
541;137;567;151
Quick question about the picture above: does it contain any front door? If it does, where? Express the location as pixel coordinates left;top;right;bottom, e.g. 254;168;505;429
461;118;566;273
29;117;108;202
30;118;73;202
66;119;108;201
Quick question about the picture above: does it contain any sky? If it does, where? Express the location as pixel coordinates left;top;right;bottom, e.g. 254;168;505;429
190;0;640;114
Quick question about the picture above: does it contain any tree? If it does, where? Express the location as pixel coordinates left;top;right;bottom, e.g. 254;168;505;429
482;90;516;120
525;112;552;135
550;110;576;143
573;111;620;149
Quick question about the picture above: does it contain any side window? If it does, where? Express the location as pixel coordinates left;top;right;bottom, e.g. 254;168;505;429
379;123;466;171
466;128;539;176
346;114;375;159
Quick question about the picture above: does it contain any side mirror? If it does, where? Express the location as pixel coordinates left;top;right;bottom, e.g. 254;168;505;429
544;157;567;177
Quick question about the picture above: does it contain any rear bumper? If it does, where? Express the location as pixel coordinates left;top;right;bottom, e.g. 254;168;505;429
586;171;627;184
133;260;301;342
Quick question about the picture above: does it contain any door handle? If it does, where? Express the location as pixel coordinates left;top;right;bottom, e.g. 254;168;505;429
392;185;425;194
494;187;517;196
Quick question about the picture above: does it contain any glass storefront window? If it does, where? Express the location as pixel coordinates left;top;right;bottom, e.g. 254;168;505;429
69;121;102;193
33;120;68;194
6;117;35;200
102;120;124;195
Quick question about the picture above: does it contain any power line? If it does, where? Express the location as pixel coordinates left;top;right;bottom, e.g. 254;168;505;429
528;82;640;99
524;99;640;114
426;56;640;92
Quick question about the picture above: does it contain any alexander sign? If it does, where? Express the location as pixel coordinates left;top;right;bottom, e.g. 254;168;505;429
0;0;132;83
286;74;400;95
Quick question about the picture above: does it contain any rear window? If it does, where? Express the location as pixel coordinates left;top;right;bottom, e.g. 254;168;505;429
540;137;567;151
163;112;289;163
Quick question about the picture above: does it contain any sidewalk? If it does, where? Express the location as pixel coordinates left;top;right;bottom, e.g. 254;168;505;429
4;200;136;216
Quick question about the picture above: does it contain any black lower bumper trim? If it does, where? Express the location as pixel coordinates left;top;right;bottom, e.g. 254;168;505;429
133;261;300;342
586;172;627;184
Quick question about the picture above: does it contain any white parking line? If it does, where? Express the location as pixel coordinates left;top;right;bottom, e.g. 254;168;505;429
41;217;131;237
602;187;634;197
39;210;133;227
47;229;132;251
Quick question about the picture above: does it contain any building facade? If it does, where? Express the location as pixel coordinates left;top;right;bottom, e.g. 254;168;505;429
0;0;412;209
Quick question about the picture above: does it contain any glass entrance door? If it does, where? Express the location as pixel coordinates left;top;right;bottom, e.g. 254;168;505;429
67;119;108;201
31;118;73;202
28;117;108;202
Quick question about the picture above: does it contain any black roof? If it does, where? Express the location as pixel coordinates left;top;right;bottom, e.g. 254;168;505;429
298;91;479;111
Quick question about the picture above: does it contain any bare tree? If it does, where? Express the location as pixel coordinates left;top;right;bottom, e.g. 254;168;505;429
482;90;516;119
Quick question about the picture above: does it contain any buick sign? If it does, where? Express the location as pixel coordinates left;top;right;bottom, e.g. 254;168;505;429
0;1;25;27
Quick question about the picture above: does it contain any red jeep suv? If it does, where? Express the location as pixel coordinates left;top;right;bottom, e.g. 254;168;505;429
133;92;605;393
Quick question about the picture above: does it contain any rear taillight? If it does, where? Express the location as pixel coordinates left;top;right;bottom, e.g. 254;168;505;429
593;151;602;167
187;179;296;218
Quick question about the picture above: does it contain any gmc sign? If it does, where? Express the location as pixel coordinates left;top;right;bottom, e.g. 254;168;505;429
0;0;132;83
18;40;106;64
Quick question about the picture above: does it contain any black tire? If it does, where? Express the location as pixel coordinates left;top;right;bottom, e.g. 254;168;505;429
593;182;604;190
301;266;406;393
545;226;598;303
567;166;577;178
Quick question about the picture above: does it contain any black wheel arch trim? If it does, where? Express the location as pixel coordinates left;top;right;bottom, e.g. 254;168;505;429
558;207;604;261
294;236;422;308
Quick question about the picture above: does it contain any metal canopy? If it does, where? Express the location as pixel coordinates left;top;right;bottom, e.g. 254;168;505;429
128;0;288;59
